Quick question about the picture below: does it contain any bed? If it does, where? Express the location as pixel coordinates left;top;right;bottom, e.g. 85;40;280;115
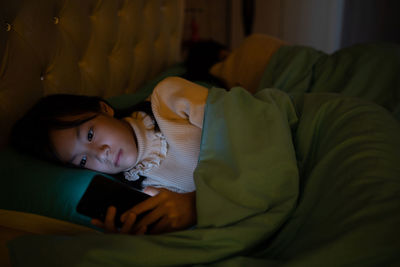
1;1;400;266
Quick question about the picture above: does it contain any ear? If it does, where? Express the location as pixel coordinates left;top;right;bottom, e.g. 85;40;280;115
99;101;115;116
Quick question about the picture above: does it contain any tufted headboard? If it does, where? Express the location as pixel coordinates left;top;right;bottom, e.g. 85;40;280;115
0;0;184;148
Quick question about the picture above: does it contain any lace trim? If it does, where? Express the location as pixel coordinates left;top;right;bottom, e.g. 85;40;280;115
123;112;168;181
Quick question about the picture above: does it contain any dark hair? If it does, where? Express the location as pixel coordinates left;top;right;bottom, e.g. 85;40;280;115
11;94;105;162
11;94;151;189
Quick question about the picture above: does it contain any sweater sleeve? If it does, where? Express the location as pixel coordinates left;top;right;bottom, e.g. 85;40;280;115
150;77;209;129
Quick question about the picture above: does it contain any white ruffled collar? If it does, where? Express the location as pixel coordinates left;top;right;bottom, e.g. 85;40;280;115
123;111;168;181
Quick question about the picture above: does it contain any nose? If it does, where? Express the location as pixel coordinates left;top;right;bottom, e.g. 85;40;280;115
94;144;110;162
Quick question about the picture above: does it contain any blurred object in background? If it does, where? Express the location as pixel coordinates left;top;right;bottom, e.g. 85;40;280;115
242;0;254;36
183;40;228;87
183;1;231;49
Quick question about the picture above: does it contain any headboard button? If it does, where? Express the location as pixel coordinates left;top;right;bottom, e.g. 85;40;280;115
5;23;11;32
53;17;60;24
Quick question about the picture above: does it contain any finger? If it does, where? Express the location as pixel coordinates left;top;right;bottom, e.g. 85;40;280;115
121;193;166;222
91;218;104;229
132;206;167;233
104;206;117;233
120;212;137;234
147;216;171;235
133;225;147;235
133;189;168;214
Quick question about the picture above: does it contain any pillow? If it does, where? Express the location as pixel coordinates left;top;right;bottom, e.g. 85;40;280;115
210;34;286;93
0;64;186;228
0;148;97;228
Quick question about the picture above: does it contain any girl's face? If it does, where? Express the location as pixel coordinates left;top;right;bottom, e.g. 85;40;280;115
49;105;138;174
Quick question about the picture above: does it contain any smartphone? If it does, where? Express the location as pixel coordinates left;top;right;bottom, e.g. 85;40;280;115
76;175;150;228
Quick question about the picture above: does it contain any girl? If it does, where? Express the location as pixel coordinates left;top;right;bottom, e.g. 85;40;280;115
11;77;209;235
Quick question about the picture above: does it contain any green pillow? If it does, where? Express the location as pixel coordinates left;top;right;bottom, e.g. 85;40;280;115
0;149;97;227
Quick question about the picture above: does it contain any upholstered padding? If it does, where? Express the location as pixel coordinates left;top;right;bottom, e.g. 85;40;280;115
0;0;184;148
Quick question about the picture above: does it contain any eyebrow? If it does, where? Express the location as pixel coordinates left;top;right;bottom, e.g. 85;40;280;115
67;125;81;164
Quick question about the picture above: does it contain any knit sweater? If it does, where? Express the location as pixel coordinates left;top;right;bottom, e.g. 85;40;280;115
123;77;209;193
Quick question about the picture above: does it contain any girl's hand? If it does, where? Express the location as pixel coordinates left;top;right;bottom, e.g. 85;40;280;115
90;206;139;234
121;187;197;235
91;187;197;235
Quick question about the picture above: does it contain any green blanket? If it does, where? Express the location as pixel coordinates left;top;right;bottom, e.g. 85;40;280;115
258;43;400;119
8;87;400;266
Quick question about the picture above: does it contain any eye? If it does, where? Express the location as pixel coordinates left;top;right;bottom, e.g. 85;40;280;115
87;127;94;141
79;155;87;168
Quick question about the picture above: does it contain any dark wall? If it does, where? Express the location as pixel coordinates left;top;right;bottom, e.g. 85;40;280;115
341;0;400;48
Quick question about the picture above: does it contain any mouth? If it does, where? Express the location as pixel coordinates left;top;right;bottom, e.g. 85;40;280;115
114;149;122;167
